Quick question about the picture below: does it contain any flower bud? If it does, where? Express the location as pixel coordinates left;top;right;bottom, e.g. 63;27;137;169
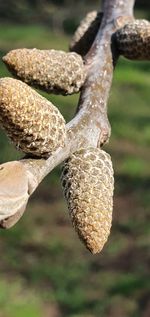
61;147;114;254
3;49;86;95
115;20;150;60
70;11;103;56
0;78;66;157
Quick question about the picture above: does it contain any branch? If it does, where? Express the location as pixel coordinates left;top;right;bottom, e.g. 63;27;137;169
0;0;135;228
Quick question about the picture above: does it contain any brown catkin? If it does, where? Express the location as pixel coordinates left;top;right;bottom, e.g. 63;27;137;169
115;19;150;60
0;78;66;157
61;147;114;254
3;49;86;95
70;11;103;56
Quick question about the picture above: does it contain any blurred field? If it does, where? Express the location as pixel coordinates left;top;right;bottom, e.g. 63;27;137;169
0;21;150;317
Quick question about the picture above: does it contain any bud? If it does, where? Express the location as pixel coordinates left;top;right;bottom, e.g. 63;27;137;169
3;49;86;95
0;78;66;157
70;11;103;56
0;161;29;226
61;147;114;254
115;19;150;60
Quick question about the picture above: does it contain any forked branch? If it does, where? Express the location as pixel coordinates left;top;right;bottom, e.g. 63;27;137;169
0;0;149;247
0;0;135;227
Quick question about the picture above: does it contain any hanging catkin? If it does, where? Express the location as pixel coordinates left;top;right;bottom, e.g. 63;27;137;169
115;20;150;60
61;147;114;254
3;49;86;95
0;78;66;157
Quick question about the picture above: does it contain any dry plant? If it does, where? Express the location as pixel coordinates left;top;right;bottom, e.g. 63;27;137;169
0;0;149;253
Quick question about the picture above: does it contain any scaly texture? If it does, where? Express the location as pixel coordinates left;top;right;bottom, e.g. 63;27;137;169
0;78;66;157
70;11;103;56
3;49;86;95
61;147;114;254
115;19;150;60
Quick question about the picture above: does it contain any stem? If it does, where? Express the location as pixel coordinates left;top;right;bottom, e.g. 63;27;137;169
102;0;135;21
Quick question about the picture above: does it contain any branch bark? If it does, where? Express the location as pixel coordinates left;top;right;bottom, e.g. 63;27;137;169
0;0;135;228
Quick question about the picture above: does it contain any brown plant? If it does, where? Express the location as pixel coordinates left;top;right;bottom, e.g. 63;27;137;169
0;0;149;253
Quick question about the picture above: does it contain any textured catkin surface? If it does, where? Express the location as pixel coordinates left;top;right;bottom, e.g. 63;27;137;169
3;49;86;95
0;78;66;157
70;11;103;56
61;147;114;254
115;19;150;60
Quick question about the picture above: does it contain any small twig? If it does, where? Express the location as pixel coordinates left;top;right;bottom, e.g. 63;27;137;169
0;0;136;227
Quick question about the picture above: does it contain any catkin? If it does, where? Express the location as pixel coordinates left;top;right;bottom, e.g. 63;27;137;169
61;147;114;254
115;19;150;60
70;11;103;56
0;78;66;157
3;49;86;95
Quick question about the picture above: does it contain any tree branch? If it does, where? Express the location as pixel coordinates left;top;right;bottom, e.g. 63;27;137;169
0;0;135;228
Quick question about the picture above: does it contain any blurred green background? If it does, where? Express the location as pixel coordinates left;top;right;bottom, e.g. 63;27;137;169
0;1;150;317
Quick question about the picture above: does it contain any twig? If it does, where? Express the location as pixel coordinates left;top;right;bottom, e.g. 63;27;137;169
0;0;136;228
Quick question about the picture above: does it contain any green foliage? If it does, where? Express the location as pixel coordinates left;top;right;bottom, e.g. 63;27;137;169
0;279;42;317
0;24;69;51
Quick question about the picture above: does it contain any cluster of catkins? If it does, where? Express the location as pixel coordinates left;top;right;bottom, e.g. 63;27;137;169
0;12;150;253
